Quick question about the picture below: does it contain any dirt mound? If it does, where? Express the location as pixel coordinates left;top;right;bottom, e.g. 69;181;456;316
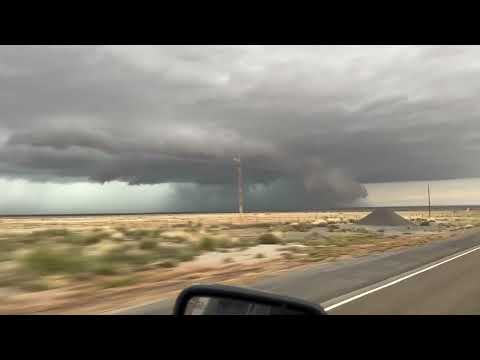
357;208;415;226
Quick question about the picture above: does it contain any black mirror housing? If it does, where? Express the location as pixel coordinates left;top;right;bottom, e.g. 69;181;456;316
173;284;327;315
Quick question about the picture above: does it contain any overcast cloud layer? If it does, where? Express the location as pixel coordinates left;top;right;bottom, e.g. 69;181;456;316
2;45;480;211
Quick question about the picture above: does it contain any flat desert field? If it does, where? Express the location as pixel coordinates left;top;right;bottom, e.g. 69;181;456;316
0;210;478;314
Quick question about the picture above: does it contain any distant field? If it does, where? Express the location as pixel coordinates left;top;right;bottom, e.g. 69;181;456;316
1;205;479;218
0;209;478;314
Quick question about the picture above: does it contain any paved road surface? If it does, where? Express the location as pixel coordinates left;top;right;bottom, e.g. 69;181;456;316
329;246;480;314
115;228;480;315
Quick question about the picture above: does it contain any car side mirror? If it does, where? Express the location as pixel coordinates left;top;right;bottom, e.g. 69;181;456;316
173;284;327;315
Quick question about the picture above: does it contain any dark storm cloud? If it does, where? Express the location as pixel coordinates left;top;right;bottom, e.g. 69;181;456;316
2;45;480;210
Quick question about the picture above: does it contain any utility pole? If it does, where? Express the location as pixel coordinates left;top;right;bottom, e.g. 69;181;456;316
428;183;431;218
234;156;244;214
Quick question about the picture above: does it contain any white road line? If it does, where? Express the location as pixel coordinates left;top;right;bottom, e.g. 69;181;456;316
324;244;480;312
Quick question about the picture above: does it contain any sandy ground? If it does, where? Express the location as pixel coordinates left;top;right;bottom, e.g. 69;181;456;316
0;211;366;232
0;210;478;314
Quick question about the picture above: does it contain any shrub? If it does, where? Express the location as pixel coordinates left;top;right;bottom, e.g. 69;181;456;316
308;251;328;261
92;262;117;276
32;229;71;238
83;232;110;245
100;248;132;264
130;253;158;266
327;225;339;232
72;273;94;281
21;229;74;244
249;222;273;228
100;248;155;267
160;230;193;243
353;227;371;234
19;279;50;292
139;239;157;250
158;260;178;268
125;229;156;240
115;226;128;234
304;231;321;241
238;238;256;247
63;232;86;244
293;223;314;232
227;222;272;230
257;233;282;244
223;257;234;264
334;239;349;247
0;240;15;259
170;223;185;228
284;246;303;253
255;253;265;259
101;276;136;289
196;237;217;251
215;237;235;249
176;247;199;262
311;219;328;227
22;247;90;275
156;245;182;259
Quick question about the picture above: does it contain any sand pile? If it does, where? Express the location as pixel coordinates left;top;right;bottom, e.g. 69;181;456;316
357;208;415;226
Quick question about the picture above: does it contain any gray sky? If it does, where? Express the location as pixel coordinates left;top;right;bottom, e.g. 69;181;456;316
1;45;480;213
